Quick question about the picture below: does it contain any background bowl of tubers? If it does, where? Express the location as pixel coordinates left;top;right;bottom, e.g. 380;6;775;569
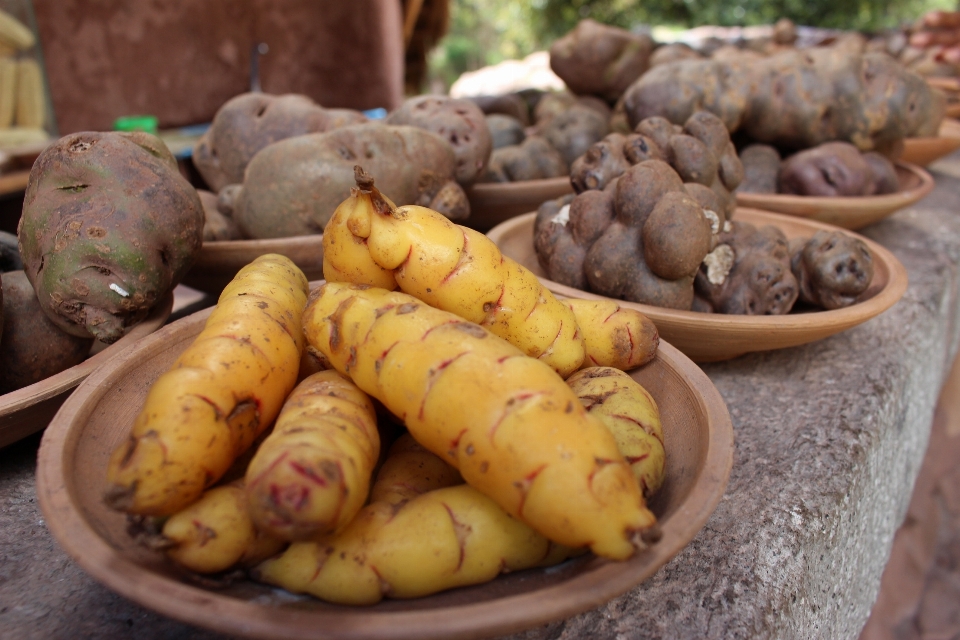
464;176;574;233
36;291;733;640
0;292;173;449
489;208;908;363
734;162;935;230
182;235;326;295
924;79;960;120
900;117;960;166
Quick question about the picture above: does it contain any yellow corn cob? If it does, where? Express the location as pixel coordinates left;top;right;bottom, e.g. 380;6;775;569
15;58;43;128
0;126;48;147
0;56;16;128
0;10;34;51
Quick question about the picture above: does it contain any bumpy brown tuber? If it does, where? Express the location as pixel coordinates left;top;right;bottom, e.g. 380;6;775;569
790;230;874;309
737;144;782;194
483;136;568;183
549;19;655;102
622;48;945;154
778;142;900;196
486;114;526;150
694;222;799;315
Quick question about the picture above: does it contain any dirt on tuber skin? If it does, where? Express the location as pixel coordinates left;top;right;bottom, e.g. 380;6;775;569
18;131;204;344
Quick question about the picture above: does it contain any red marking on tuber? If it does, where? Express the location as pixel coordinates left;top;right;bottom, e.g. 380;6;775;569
440;232;471;285
418;351;469;420
441;502;471;572
289;461;330;488
513;464;547;519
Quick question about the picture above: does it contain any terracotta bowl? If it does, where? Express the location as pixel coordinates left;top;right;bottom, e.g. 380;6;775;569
183;235;325;295
735;162;934;230
464;176;573;233
0;292;173;449
900;117;960;166
36;303;732;640
488;208;908;363
925;78;960;119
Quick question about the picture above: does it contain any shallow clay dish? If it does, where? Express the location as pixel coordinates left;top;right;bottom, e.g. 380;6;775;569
735;162;934;230
0;292;173;449
488;209;908;363
183;236;325;295
36;304;732;640
465;176;573;233
900;117;960;166
925;78;960;119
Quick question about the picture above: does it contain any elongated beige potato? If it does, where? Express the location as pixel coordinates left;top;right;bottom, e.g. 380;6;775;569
244;370;380;541
104;254;309;516
322;170;586;378
302;281;657;560
253;434;572;604
566;366;665;497
161;482;285;574
565;298;659;370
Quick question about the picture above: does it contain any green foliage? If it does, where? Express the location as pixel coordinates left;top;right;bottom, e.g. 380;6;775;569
428;0;542;90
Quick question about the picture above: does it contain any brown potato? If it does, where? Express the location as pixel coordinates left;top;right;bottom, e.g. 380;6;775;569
549;19;655;102
386;95;492;185
0;270;94;394
192;93;333;192
232;123;468;238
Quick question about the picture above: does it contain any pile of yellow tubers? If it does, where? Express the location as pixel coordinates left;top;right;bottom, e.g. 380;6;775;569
102;168;666;605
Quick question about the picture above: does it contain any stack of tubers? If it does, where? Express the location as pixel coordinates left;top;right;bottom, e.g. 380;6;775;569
104;173;667;604
621;47;944;155
193;93;494;238
534;109;877;315
535;110;743;310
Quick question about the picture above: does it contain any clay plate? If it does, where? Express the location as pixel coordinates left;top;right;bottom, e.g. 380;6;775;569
464;176;573;233
183;236;325;295
36;301;732;640
735;162;934;230
900;117;960;166
925;78;960;120
0;292;173;449
487;208;908;363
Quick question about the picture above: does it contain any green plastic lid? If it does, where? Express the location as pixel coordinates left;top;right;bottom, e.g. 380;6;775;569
114;114;158;134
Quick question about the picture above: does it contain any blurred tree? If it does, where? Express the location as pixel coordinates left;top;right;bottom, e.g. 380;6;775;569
426;0;956;92
529;0;956;38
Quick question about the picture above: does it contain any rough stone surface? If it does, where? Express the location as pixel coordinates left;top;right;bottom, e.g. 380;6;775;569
3;163;960;639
